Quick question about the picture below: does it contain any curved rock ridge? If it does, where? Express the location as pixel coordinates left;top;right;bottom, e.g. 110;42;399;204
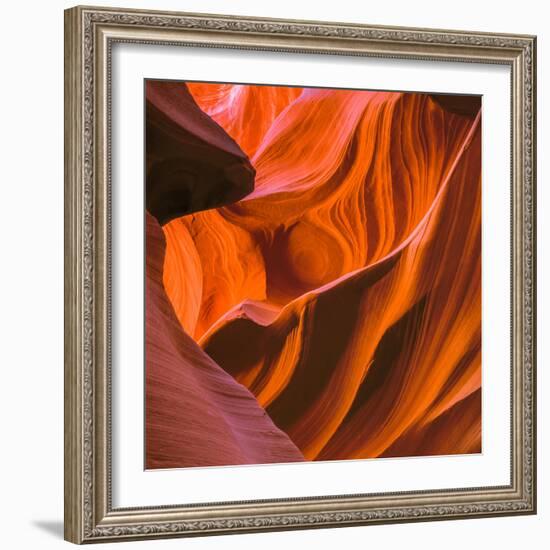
151;81;482;466
146;212;305;469
187;82;303;158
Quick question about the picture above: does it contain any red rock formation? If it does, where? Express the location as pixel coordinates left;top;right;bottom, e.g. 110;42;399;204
145;212;304;469
187;82;302;158
150;81;482;467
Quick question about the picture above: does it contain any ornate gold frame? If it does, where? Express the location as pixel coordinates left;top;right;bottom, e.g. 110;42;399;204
64;5;537;544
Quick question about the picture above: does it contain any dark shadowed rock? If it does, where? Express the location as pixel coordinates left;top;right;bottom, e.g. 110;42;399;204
429;93;481;117
146;80;255;225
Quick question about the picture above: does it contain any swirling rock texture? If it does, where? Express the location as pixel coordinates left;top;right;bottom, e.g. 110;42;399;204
146;79;482;468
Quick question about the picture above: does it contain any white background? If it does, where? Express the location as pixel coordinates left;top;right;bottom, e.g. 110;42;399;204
0;0;546;549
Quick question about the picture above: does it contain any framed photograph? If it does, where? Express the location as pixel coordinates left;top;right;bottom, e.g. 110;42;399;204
64;5;537;544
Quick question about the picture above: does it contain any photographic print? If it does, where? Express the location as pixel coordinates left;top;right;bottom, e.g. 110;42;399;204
145;80;482;470
65;8;536;542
